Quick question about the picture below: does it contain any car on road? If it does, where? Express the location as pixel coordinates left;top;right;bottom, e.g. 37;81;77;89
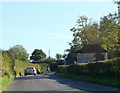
24;67;37;76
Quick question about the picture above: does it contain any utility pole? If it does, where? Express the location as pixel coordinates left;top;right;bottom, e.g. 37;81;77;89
64;50;65;54
48;50;50;59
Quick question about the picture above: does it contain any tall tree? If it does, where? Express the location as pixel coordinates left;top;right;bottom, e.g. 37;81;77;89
118;28;120;57
55;53;62;60
99;13;119;58
9;45;28;61
69;16;101;53
69;13;119;59
30;49;46;62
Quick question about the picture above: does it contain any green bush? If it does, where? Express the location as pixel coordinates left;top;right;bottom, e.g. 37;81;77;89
1;76;14;91
2;51;15;78
14;60;50;76
57;65;68;72
42;59;64;71
1;50;50;91
57;59;120;78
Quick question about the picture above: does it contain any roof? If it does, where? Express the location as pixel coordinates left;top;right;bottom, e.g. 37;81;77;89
65;53;75;60
76;44;107;53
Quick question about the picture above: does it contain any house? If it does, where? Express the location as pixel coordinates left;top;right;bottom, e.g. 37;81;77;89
76;44;108;63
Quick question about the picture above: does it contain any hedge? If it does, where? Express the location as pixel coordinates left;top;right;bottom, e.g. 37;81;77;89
57;59;120;78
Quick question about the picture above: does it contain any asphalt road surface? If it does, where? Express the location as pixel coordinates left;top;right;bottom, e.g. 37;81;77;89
7;72;120;93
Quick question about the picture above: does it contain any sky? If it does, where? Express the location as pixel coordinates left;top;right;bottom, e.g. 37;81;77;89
0;0;118;58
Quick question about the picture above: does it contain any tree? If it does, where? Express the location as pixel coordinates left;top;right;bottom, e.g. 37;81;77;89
8;45;28;61
2;50;16;78
70;16;102;45
69;13;119;59
117;28;120;57
69;16;102;57
99;13;119;58
55;53;62;60
30;49;46;62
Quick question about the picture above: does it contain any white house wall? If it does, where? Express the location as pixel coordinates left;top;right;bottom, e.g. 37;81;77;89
77;53;96;63
77;53;108;63
101;53;108;60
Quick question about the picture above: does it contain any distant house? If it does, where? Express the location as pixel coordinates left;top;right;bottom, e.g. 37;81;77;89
76;44;108;63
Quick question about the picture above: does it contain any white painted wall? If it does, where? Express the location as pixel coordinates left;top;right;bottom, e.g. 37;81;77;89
77;52;108;63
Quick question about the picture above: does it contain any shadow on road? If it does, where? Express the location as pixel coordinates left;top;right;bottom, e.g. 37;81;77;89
48;73;120;93
15;72;120;93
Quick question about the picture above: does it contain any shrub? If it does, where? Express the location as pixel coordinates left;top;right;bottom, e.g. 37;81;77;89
14;60;50;76
57;65;68;72
57;59;120;78
44;59;64;71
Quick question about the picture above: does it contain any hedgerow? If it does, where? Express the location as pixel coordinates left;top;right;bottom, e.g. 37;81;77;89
57;59;120;78
1;50;50;91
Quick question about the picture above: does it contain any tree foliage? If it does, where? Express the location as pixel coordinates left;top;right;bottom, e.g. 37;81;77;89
8;45;28;61
2;50;15;78
99;13;119;58
30;49;46;62
1;45;51;91
55;53;62;60
70;16;102;45
69;13;120;59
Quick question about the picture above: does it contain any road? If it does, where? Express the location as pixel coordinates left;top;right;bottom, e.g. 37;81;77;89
7;72;119;92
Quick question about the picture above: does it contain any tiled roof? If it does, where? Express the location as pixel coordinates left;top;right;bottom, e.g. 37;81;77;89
76;44;107;53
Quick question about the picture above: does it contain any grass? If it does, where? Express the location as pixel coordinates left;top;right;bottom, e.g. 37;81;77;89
0;77;2;92
54;72;120;88
0;76;14;91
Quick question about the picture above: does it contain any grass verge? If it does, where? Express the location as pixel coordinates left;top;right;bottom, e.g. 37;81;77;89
0;76;14;91
54;72;120;88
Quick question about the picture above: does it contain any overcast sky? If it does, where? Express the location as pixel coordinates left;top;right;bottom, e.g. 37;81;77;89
1;0;118;58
